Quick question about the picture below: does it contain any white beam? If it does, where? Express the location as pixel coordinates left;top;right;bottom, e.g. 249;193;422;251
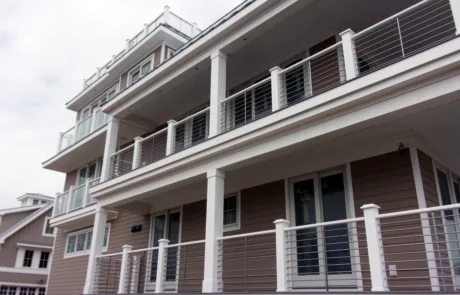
101;117;120;182
202;169;225;292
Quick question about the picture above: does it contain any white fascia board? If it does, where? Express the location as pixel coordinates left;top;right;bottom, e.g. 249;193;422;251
102;0;294;116
49;206;96;227
93;38;460;205
0;205;44;216
0;204;54;244
0;267;49;275
17;242;54;250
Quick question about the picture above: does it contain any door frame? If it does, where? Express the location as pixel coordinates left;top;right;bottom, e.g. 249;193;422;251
286;167;361;290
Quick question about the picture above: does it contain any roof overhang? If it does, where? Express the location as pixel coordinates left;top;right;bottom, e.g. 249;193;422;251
50;205;118;230
0;205;44;216
42;126;107;173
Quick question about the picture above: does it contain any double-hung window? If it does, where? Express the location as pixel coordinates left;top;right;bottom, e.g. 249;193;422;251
66;224;110;256
0;286;17;295
223;193;240;232
43;216;54;236
129;56;153;85
22;250;34;267
39;251;50;268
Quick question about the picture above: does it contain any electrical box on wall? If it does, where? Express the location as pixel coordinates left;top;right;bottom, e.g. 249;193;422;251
131;225;142;233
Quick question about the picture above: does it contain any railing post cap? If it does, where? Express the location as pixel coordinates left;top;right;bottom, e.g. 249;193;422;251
167;119;177;125
164;5;171;11
122;244;133;250
273;219;290;225
158;238;170;244
134;136;143;141
339;28;355;36
360;204;380;210
269;66;282;73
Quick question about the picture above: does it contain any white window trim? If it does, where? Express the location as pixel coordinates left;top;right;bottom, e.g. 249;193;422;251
127;53;155;87
42;216;54;237
223;192;241;232
63;223;110;258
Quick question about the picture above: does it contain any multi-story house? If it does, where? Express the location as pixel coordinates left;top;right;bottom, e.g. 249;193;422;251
43;0;460;294
0;194;54;295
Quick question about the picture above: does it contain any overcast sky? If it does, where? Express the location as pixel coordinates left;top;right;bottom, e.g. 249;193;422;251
0;0;242;209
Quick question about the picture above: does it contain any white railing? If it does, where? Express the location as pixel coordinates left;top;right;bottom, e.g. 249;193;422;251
56;110;109;153
171;107;210;153
82;6;200;90
52;177;100;217
93;202;460;293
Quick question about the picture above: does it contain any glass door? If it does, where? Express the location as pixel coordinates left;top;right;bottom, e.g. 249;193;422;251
289;170;356;289
146;210;181;292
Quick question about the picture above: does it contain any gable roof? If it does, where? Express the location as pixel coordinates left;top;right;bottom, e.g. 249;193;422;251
17;193;54;201
0;203;54;244
0;204;45;216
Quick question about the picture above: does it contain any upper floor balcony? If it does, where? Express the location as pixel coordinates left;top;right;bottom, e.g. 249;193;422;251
94;0;459;187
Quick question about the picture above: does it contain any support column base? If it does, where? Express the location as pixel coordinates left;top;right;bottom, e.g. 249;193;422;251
202;278;222;293
371;287;389;292
83;284;93;294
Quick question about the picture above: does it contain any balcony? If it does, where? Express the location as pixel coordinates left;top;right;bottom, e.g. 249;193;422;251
102;0;458;183
94;202;460;293
66;6;201;112
53;177;100;217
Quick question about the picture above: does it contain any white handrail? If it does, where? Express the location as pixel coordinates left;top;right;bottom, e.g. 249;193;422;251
174;107;210;126
352;0;431;39
128;246;159;254
139;127;168;144
221;77;271;104
164;239;205;248
279;41;343;75
111;143;135;158
378;202;460;220
285;217;365;232
97;252;124;258
217;229;276;241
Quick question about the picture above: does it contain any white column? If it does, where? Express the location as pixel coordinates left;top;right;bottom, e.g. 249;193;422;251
209;51;227;137
202;169;225;292
130;255;141;294
143;23;149;37
90;108;99;133
450;0;460;35
410;147;440;291
132;137;143;170
166;120;177;156
270;67;282;112
125;39;131;51
191;22;198;37
118;245;133;294
274;219;290;292
155;239;170;293
57;132;64;153
100;117;120;182
163;6;171;24
83;207;108;294
66;186;74;213
361;204;388;291
339;29;358;81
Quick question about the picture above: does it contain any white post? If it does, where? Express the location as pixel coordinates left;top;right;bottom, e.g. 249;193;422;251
143;23;149;37
90;108;99;133
361;204;388;291
155;239;170;293
163;6;171;24
166;120;177;156
209;51;227;137
83;207;108;294
96;67;101;78
125;39;131;51
274;219;290;292
202;169;225;292
52;194;60;216
112;54;116;64
130;255;141;294
82;78;87;89
66;186;74;214
450;0;460;35
339;29;358;81
191;22;198;37
118;245;133;294
131;137;143;170
57;132;64;153
270;67;282;112
101;117;120;182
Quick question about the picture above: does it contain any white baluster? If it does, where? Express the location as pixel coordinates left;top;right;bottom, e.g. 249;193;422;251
155;239;170;293
274;219;290;292
118;245;133;294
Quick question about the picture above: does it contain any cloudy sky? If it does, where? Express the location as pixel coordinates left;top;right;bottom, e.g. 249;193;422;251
0;0;242;209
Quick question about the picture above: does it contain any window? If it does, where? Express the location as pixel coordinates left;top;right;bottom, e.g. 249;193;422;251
32;199;39;205
19;288;35;295
41;200;47;204
22;250;34;267
129;55;154;85
65;224;110;256
223;194;240;231
166;47;175;59
39;251;50;269
43;216;54;236
0;286;17;295
38;288;46;295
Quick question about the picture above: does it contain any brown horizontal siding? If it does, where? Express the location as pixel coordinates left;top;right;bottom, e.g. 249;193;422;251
351;150;429;291
64;169;78;192
0;208;54;268
0;211;35;235
0;271;47;285
178;180;285;293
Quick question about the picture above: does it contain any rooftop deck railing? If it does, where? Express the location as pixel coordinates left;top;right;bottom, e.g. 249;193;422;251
94;202;460;293
52;177;100;217
104;0;457;183
82;6;200;90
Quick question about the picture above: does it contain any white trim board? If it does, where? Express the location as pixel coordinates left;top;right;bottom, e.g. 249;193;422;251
0;266;48;275
16;243;53;250
0;205;44;216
